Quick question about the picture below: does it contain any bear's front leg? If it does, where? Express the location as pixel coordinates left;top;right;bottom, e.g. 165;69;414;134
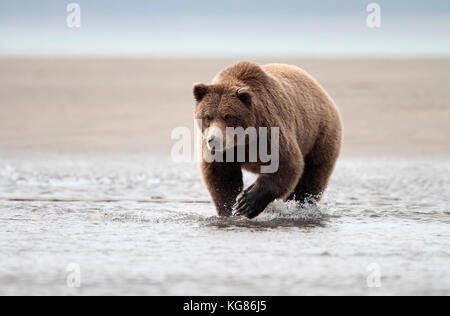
232;177;276;219
233;152;303;219
201;160;243;216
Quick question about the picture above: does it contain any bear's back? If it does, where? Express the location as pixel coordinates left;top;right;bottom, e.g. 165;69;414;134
262;63;337;116
261;63;341;156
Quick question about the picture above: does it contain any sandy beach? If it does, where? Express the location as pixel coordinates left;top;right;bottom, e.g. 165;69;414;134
0;58;449;156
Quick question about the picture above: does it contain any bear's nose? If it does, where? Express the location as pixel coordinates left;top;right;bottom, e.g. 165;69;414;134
208;135;216;145
207;135;221;149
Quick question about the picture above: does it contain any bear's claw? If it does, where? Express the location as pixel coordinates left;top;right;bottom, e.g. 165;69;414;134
232;186;268;219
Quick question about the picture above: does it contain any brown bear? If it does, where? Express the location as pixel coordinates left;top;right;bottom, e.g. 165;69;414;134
193;61;342;218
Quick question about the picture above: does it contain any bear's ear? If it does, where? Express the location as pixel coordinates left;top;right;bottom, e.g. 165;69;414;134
193;83;208;102
237;88;252;108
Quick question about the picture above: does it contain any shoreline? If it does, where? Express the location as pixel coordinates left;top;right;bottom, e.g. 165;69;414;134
0;58;449;157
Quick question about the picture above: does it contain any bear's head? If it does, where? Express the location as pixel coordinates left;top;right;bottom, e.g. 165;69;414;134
193;83;257;152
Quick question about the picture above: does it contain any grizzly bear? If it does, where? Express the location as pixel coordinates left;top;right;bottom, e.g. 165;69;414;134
193;61;342;218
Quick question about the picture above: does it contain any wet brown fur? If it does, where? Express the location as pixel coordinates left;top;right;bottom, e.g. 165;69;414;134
193;61;342;218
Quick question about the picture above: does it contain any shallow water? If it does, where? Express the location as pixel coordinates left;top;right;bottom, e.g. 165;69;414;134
0;155;449;295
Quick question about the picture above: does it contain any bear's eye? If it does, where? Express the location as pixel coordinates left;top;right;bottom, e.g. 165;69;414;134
204;116;213;122
224;115;233;122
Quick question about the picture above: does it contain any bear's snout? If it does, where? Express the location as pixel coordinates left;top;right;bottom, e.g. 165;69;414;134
207;135;222;150
205;125;225;151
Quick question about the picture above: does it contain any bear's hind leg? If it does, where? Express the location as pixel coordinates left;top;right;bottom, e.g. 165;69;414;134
288;155;336;203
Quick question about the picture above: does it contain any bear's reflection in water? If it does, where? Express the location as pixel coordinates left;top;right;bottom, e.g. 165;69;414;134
205;201;328;230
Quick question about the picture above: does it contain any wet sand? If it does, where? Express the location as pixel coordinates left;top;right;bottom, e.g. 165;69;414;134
0;58;449;156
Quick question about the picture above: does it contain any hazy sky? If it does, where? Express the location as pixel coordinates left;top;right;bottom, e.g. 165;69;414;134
1;0;449;57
